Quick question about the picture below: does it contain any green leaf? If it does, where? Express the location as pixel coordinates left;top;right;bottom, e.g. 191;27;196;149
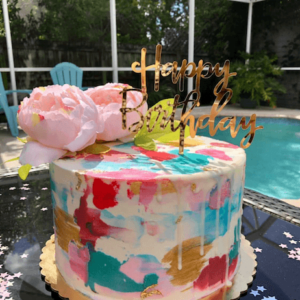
4;156;19;163
134;135;157;151
136;98;190;143
17;137;27;143
18;164;32;180
136;98;174;138
156;120;190;142
0;156;19;166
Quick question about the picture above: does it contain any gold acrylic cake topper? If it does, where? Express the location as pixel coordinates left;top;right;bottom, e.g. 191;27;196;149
120;44;263;154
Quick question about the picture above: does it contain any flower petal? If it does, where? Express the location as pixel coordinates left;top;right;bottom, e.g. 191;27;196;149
96;102;147;141
64;120;97;152
19;141;66;166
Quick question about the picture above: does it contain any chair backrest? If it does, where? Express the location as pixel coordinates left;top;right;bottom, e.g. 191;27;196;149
0;73;9;112
50;62;83;88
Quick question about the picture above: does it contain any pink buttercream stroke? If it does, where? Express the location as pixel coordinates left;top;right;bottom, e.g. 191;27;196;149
210;142;239;149
209;179;231;209
120;257;163;283
119;257;178;297
68;242;90;283
185;187;205;211
86;169;159;180
139;181;158;211
196;149;232;161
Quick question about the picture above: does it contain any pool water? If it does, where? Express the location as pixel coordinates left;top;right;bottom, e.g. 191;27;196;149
198;117;300;200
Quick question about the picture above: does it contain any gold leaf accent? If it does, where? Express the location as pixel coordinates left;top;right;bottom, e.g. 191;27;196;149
160;180;177;195
54;206;82;253
162;236;212;286
75;172;83;190
176;215;183;224
62;151;77;158
191;183;196;192
131;180;177;198
141;284;163;299
203;167;217;171
130;181;143;195
79;143;111;155
165;137;205;147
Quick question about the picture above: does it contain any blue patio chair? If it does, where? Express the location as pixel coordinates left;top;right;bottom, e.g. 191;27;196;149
50;62;88;90
0;73;31;137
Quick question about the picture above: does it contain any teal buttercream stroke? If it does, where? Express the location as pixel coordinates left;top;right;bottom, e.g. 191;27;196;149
50;177;56;209
86;251;159;293
161;149;212;174
49;165;56;209
59;187;68;212
49;176;69;212
100;198;241;247
100;210;145;247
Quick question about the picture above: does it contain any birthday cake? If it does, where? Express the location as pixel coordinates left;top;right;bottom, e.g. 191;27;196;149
49;135;245;300
16;45;262;299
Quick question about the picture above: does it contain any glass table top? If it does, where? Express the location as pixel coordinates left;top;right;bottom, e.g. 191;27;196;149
0;170;299;300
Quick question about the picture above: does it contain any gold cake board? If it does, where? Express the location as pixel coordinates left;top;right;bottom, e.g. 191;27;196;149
40;235;257;300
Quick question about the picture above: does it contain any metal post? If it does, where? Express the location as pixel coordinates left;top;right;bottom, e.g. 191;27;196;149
110;0;118;83
246;1;253;54
188;0;195;94
2;0;17;105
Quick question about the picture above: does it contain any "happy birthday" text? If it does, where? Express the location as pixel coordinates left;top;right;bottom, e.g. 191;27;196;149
120;45;263;154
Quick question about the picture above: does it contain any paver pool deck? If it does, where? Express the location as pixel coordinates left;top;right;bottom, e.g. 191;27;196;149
1;105;300;206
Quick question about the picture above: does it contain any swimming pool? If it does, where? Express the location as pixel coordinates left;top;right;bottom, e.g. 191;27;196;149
198;117;300;200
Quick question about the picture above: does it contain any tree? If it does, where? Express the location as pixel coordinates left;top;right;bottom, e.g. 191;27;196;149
116;0;189;46
37;0;110;45
0;0;26;40
194;0;248;62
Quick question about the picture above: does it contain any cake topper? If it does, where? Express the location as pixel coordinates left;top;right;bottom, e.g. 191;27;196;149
120;44;263;154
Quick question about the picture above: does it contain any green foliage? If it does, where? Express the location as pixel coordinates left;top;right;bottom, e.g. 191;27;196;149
134;135;157;151
0;156;19;166
0;0;26;40
37;0;110;44
230;52;286;107
18;164;32;180
134;98;189;151
194;0;233;60
116;0;188;45
282;32;300;67
0;0;189;47
1;0;298;64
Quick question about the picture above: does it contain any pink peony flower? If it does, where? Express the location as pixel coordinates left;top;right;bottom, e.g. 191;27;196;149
18;85;99;166
85;83;147;141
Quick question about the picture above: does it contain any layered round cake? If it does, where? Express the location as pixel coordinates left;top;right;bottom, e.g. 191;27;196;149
50;135;246;300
